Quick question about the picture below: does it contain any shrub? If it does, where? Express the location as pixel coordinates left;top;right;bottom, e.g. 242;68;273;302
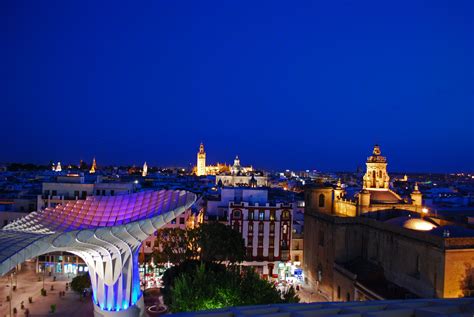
70;274;91;294
164;261;299;313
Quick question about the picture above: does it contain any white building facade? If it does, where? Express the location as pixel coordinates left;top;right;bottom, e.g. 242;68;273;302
229;201;292;279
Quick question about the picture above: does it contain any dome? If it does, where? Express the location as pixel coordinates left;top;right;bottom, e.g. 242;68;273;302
368;189;403;204
385;216;438;231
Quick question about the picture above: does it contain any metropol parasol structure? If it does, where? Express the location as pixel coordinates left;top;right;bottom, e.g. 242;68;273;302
0;189;196;317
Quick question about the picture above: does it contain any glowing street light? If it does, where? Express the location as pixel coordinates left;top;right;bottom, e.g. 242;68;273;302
421;207;429;219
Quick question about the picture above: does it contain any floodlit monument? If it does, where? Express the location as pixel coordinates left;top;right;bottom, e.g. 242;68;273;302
0;190;196;317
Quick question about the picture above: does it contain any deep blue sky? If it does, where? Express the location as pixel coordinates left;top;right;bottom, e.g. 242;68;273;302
1;1;473;172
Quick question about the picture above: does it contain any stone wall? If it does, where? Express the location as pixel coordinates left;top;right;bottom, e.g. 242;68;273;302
303;209;474;300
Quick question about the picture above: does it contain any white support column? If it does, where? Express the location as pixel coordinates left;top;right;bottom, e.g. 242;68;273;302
0;190;197;317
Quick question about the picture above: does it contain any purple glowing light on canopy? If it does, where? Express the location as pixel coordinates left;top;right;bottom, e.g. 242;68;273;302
8;190;188;233
0;190;197;316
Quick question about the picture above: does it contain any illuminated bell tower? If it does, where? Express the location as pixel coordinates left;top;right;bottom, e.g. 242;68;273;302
90;157;97;174
363;145;390;189
411;183;423;207
142;162;148;177
334;179;344;199
196;143;206;176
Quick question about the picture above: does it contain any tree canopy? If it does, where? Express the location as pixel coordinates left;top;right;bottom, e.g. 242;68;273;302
70;274;91;294
153;227;198;264
153;222;245;265
162;261;299;312
196;222;246;263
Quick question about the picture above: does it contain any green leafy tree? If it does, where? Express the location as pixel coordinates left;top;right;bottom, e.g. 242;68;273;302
153;228;187;264
163;261;299;313
282;286;300;303
153;222;245;265
153;228;198;264
196;222;246;264
70;274;91;294
161;260;226;305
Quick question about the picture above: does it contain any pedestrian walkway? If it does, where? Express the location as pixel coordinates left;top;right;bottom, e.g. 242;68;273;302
296;284;330;303
0;261;93;317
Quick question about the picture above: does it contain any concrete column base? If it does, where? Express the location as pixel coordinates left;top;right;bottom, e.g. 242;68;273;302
93;296;146;317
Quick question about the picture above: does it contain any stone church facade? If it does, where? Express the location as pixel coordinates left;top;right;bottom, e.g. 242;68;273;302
304;145;474;301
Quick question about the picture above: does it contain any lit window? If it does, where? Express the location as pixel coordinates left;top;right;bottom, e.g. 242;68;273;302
270;210;275;221
259;211;265;221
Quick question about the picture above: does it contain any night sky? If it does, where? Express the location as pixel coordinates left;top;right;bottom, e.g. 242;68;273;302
1;1;473;172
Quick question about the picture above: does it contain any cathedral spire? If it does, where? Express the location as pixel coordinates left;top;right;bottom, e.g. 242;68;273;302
90;157;97;174
196;143;206;176
142;162;148;177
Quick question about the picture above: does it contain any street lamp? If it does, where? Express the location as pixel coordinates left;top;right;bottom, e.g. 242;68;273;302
145;263;149;288
421;207;429;219
42;263;46;291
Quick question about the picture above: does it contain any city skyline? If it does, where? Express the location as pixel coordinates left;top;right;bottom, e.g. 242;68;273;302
3;142;474;174
2;0;473;172
2;2;474;316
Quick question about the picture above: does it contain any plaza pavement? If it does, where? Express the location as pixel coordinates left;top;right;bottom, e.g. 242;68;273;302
0;261;93;317
296;284;330;303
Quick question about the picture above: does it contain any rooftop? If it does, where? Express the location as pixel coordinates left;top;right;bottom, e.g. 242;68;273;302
167;298;474;317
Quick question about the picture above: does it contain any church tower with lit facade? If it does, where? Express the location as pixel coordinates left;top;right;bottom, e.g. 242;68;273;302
363;145;390;189
89;157;97;174
306;145;424;217
304;145;474;302
196;143;206;176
